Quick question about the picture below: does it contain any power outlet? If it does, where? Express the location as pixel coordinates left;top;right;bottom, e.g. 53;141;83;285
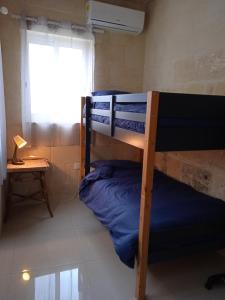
73;162;80;170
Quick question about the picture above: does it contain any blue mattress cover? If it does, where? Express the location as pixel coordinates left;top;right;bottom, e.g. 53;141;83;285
91;114;145;133
92;90;129;96
93;102;146;113
79;161;225;268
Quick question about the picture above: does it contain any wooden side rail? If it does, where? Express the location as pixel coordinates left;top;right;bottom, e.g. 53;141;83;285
79;97;86;181
135;91;159;300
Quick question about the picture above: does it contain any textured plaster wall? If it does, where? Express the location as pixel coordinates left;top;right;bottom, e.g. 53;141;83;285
0;0;145;204
143;0;225;200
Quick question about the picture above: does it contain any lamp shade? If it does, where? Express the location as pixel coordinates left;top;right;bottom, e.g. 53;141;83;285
13;135;27;149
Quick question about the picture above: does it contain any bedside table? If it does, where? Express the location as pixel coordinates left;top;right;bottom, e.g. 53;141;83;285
5;159;53;222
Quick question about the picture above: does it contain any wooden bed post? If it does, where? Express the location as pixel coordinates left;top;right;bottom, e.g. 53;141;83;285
80;97;86;181
135;91;159;300
85;96;91;175
138;149;144;163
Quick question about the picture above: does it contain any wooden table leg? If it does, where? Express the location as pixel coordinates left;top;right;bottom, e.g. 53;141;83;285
40;171;53;218
4;174;12;222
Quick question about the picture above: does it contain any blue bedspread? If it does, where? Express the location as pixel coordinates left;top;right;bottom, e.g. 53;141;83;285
79;161;225;268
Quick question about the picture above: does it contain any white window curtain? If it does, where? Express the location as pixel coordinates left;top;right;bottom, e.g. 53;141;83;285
0;44;7;185
21;17;94;146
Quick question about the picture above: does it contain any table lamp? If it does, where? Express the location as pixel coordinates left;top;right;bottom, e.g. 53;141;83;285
12;135;27;165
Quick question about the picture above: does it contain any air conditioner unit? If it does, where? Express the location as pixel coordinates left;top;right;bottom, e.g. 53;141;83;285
86;1;145;35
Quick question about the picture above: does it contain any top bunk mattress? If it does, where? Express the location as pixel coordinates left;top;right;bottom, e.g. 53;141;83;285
87;91;225;150
91;101;225;134
79;160;225;268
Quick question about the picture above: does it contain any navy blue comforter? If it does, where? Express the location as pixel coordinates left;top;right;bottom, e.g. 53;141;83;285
79;161;225;268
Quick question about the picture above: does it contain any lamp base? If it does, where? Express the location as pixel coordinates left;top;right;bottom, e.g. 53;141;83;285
12;159;25;165
12;144;25;165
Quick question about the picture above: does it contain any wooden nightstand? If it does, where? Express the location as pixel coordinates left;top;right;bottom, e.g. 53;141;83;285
5;159;53;222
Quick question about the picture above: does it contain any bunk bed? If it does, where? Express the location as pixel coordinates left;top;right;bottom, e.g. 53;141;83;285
79;91;225;300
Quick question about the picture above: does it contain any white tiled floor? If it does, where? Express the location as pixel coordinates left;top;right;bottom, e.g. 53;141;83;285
1;197;225;299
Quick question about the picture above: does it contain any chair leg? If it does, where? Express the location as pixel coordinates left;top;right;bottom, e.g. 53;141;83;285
40;171;53;218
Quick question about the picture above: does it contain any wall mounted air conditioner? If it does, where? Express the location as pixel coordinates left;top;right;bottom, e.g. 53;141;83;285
86;1;145;35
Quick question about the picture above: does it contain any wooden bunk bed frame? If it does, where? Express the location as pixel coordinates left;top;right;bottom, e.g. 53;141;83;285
79;91;225;300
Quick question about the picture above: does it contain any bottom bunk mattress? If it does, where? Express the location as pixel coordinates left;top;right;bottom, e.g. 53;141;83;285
79;160;225;268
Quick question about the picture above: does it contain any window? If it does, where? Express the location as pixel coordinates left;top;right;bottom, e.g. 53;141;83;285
21;20;94;146
27;30;94;125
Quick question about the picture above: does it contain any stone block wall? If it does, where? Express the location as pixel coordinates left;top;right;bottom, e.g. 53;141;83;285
143;0;225;200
